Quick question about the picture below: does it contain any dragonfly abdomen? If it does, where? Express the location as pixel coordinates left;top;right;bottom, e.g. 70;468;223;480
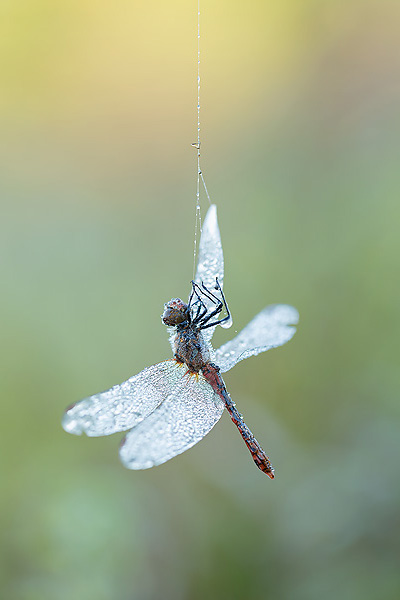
201;362;275;479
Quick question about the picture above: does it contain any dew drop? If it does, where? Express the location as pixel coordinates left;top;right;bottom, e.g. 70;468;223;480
221;315;233;329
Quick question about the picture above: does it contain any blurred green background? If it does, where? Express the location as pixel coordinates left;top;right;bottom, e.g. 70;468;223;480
1;1;400;599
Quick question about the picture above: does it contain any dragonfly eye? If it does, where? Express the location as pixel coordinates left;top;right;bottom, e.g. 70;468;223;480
162;298;189;326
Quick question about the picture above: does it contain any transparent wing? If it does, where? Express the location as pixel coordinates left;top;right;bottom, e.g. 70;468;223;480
119;363;224;469
62;361;178;437
214;304;299;373
194;204;228;343
195;204;224;290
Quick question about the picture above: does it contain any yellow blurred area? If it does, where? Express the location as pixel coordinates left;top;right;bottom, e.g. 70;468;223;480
1;1;400;599
0;0;399;191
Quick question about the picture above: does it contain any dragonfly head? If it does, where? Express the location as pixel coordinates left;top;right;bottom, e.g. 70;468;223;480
162;298;189;326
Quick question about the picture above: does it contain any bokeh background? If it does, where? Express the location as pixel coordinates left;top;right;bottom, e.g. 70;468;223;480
1;1;400;598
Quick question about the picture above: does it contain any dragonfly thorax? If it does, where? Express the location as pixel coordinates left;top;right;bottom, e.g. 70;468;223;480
173;326;210;372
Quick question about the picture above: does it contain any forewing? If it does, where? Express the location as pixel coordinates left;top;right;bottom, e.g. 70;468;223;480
195;204;224;290
214;304;299;373
119;363;224;469
62;361;177;437
194;204;225;343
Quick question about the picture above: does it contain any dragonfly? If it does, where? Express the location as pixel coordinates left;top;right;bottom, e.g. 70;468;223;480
62;205;298;478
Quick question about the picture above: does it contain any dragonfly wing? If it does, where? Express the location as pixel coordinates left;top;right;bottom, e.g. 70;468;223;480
119;364;224;469
214;304;299;373
195;204;224;290
62;361;178;437
194;204;225;343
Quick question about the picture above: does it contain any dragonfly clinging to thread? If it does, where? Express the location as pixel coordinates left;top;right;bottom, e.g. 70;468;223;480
62;205;298;477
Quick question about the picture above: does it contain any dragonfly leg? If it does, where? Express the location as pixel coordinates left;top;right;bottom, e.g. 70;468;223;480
190;280;224;327
190;282;209;324
190;298;205;323
198;279;231;330
192;281;216;325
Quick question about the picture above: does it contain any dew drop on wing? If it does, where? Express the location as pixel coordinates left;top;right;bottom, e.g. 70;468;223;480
119;365;225;470
214;304;298;373
62;361;179;437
